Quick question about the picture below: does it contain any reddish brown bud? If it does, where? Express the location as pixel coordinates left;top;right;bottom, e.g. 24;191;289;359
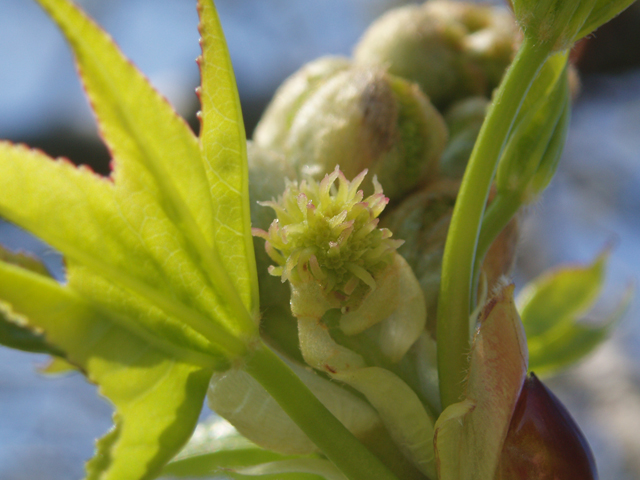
498;373;598;480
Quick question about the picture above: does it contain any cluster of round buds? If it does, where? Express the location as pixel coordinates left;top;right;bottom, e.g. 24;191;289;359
253;167;403;307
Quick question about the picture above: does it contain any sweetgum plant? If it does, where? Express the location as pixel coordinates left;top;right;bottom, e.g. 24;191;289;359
0;1;634;479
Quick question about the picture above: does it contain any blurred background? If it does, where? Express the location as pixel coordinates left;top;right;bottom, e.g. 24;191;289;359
1;0;640;478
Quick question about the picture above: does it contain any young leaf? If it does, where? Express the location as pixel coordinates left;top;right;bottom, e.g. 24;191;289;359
518;251;631;374
162;449;289;478
0;0;262;478
511;0;634;51
224;473;324;480
0;143;241;358
518;252;607;336
0;245;65;357
33;0;257;342
333;367;436;479
197;0;259;320
527;289;630;375
0;260;215;480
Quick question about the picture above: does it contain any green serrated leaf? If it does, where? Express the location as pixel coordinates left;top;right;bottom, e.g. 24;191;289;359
39;355;79;375
0;1;262;478
197;0;259;321
0;260;215;480
0;245;65;356
518;251;608;338
0;244;51;276
0;142;238;359
31;0;256;349
0;305;64;357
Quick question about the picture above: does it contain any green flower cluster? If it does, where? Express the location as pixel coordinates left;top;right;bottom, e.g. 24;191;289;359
254;167;402;308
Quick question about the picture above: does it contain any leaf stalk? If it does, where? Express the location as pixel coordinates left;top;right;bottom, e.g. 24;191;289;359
436;36;551;409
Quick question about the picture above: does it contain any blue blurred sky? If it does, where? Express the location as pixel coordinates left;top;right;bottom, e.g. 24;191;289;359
0;0;412;139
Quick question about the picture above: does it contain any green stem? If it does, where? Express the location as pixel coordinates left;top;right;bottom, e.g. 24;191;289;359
436;36;550;409
471;191;522;306
245;342;400;480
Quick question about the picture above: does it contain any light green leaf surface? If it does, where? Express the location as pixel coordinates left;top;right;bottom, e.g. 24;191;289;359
163;449;287;478
528;288;631;375
0;244;50;276
39;356;79;375
33;0;255;348
197;0;259;320
225;473;324;480
0;0;260;478
434;286;528;480
162;418;328;480
0;261;214;480
0;142;241;358
0;246;65;356
518;251;629;374
518;251;607;337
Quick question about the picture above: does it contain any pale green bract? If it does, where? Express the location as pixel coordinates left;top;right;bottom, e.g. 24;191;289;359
434;286;528;480
0;0;259;478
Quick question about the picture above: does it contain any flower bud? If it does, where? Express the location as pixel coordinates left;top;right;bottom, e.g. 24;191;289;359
254;61;448;202
511;0;634;51
497;373;598;479
253;56;351;151
253;167;402;313
353;1;520;110
382;180;518;335
440;96;490;178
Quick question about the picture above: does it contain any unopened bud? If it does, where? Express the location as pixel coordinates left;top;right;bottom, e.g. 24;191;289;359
253;167;402;312
497;373;598;479
253;56;351;151
254;61;448;202
353;1;519;109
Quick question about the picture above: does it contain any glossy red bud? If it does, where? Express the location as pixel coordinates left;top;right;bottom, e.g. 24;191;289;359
497;373;598;479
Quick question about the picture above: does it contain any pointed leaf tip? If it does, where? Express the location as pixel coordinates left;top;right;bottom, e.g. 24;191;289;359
518;250;624;374
197;0;259;321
